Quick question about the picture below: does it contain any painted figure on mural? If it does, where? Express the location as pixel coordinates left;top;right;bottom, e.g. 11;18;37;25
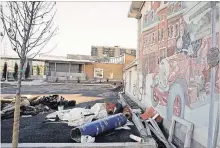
176;19;203;57
176;22;191;54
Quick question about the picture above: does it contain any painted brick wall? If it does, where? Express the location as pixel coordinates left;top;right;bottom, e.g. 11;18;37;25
129;1;220;148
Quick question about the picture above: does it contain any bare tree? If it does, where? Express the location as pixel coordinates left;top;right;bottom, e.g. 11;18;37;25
0;2;58;147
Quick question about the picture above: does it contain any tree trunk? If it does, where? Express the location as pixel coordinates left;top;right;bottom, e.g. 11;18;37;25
12;59;24;148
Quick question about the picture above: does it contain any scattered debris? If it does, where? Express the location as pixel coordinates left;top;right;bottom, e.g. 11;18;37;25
81;135;96;143
129;134;144;142
105;102;116;115
123;105;132;119
1;95;76;120
132;109;142;114
141;107;163;122
115;125;131;130
46;103;108;127
70;113;127;143
168;116;194;148
114;102;123;114
118;93;151;142
147;118;170;148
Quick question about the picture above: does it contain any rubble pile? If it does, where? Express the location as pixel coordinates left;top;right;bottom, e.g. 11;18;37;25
44;100;134;143
1;95;76;120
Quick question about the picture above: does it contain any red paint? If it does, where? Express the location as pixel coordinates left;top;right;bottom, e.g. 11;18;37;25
173;95;181;116
152;86;169;106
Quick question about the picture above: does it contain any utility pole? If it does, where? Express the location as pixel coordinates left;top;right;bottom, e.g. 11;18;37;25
207;1;217;148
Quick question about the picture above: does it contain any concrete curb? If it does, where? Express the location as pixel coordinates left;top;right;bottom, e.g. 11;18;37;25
1;141;157;148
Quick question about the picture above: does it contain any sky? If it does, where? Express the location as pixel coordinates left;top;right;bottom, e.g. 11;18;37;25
1;2;138;57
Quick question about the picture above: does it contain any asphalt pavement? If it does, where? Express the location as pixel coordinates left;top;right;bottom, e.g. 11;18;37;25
1;83;140;143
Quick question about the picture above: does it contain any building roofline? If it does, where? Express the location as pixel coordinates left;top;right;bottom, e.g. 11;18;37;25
0;55;93;63
128;1;144;18
91;45;136;50
123;59;137;70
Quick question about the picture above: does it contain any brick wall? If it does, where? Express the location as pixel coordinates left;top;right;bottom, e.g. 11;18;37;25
85;63;124;80
124;54;136;67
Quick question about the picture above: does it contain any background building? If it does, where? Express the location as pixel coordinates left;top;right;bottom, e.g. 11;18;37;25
1;53;135;82
91;45;136;58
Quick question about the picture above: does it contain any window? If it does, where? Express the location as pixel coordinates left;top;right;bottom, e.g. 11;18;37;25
159;49;166;62
146;36;148;45
91;47;98;56
171;4;174;12
120;48;126;55
145;14;148;24
109;53;114;57
179;1;182;8
144;40;147;48
151;11;154;21
175;23;179;37
171;25;173;38
158;29;160;41
168;27;170;38
152;32;155;43
167;48;175;57
161;28;164;40
149;53;155;73
143;55;149;74
131;50;136;56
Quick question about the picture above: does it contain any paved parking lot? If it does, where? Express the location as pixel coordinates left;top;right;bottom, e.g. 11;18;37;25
1;83;140;143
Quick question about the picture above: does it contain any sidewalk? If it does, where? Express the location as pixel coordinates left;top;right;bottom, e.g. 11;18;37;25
1;80;47;86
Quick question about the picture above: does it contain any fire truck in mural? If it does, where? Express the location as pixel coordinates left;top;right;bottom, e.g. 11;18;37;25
150;7;220;121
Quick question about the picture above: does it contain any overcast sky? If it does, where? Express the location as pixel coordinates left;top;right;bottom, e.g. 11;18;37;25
1;2;138;57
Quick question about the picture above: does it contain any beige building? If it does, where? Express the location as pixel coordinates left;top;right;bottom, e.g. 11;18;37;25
91;45;136;58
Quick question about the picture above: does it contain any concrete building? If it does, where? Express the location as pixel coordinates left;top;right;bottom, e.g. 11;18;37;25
1;53;136;82
91;45;136;58
126;1;220;148
0;54;92;81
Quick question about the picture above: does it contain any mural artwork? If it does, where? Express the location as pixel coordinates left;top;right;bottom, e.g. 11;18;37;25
94;68;104;78
139;2;220;121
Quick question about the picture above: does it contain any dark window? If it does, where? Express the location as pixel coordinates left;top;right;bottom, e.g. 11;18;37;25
159;49;166;62
158;30;160;41
120;48;126;55
151;11;154;21
91;47;98;56
168;27;170;38
161;28;164;40
179;1;182;8
146;36;148;45
152;32;155;43
131;50;136;56
149;53;155;73
171;25;173;38
143;55;149;75
175;24;179;37
167;48;175;57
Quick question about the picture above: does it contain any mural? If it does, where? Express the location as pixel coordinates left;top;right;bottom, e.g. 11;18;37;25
138;2;220;122
94;68;104;79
